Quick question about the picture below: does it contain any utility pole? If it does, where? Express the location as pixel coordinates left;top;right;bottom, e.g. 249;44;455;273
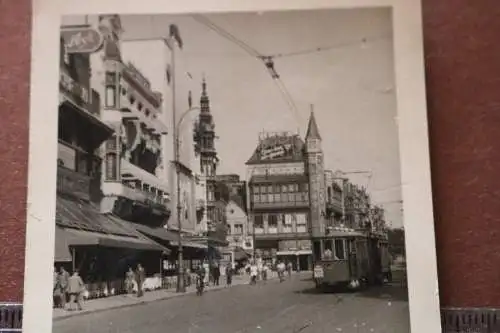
174;106;200;293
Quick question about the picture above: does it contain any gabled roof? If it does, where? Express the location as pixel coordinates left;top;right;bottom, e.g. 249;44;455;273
245;134;305;165
305;111;321;140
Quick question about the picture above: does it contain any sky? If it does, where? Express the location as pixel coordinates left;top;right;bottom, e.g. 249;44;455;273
75;8;404;227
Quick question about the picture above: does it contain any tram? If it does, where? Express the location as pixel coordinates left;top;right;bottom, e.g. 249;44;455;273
312;227;391;290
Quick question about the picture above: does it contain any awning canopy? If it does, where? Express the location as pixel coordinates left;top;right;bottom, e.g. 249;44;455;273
54;195;170;262
170;240;208;250
234;247;249;261
128;221;178;244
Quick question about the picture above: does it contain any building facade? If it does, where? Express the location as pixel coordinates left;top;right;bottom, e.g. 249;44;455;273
246;111;387;271
246;130;312;271
55;24;169;298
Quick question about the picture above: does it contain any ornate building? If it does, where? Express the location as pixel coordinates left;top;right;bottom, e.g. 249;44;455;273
246;129;312;271
246;110;387;271
305;111;327;238
55;22;169;298
193;79;219;234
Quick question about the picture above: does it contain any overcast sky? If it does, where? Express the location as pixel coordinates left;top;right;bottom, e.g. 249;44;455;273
78;8;403;227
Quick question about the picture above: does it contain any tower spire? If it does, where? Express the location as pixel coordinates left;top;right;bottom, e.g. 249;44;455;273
202;73;207;97
305;104;321;140
200;74;210;114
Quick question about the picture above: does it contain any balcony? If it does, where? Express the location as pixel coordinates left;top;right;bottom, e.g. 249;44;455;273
57;165;91;200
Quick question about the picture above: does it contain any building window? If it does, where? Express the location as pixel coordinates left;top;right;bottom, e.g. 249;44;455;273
234;224;243;235
273;184;280;202
268;215;278;233
105;153;117;180
254;215;264;234
253;185;260;194
253;193;260;203
334;239;346;260
105;72;117;108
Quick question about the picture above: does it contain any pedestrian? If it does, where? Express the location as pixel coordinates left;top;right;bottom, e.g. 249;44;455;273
58;267;70;309
225;264;233;287
262;263;268;281
277;261;286;282
250;261;258;285
196;264;205;296
203;261;210;287
125;267;135;294
287;261;293;278
67;270;85;311
213;264;221;286
135;263;145;297
53;268;62;308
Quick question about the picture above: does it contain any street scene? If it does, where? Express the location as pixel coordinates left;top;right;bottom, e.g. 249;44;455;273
54;8;408;333
53;272;409;333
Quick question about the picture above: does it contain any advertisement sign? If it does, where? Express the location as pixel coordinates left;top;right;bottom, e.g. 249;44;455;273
61;27;104;53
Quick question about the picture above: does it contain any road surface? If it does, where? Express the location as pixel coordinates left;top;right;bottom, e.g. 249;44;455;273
53;273;410;333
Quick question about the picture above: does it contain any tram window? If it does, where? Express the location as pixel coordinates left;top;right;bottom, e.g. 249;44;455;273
324;239;333;251
334;239;346;260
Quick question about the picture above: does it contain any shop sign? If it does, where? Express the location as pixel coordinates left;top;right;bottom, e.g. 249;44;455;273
61;27;104;53
60;71;90;105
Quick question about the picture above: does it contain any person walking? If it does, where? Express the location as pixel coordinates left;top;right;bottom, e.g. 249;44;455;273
196;264;205;296
135;263;145;297
203;261;210;287
213;264;221;286
287;261;293;278
225;264;233;287
58;267;70;309
250;261;258;285
262;263;268;282
125;267;135;294
277;261;286;282
67;270;85;311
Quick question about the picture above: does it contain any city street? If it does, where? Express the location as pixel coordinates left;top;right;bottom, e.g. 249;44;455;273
53;273;410;333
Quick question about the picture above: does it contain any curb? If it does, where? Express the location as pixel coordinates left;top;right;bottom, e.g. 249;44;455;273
53;276;280;322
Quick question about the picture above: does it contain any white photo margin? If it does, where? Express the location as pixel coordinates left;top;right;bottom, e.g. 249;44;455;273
25;0;440;332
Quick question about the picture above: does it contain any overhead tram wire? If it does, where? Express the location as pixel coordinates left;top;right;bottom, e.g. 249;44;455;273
191;14;302;125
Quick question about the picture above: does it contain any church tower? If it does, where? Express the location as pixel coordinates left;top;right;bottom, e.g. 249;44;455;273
194;78;218;231
305;108;327;238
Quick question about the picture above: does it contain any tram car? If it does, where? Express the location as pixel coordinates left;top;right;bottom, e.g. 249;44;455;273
312;228;391;290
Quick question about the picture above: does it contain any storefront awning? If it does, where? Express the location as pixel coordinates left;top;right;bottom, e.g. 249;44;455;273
170;240;208;250
55;227;168;259
129;222;178;244
234;247;249;261
54;195;170;261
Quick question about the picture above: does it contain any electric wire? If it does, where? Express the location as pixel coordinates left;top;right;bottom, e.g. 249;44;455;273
191;14;302;125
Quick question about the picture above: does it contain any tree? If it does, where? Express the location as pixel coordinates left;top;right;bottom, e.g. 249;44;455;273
387;227;405;257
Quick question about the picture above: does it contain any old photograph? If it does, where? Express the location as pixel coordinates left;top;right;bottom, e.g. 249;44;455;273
32;5;431;333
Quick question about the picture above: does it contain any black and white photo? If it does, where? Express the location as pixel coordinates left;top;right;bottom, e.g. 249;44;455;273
24;1;441;333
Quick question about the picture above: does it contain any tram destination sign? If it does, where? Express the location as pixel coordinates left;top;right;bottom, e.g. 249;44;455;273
61;26;104;53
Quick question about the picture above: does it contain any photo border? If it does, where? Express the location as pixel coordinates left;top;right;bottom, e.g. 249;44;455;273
25;0;440;332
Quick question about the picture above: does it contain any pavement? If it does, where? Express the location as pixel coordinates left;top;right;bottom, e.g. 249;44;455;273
52;271;410;333
53;272;286;321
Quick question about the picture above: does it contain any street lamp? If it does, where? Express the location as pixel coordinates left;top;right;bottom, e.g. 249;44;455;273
175;106;200;293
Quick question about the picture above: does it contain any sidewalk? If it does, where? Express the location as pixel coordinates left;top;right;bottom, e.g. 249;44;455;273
53;272;290;321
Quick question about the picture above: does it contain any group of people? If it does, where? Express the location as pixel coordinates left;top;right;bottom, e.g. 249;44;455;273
193;262;234;296
246;260;294;285
53;267;85;311
124;263;146;297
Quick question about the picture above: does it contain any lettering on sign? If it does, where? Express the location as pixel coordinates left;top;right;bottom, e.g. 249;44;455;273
60;71;90;105
61;27;104;53
260;143;293;160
